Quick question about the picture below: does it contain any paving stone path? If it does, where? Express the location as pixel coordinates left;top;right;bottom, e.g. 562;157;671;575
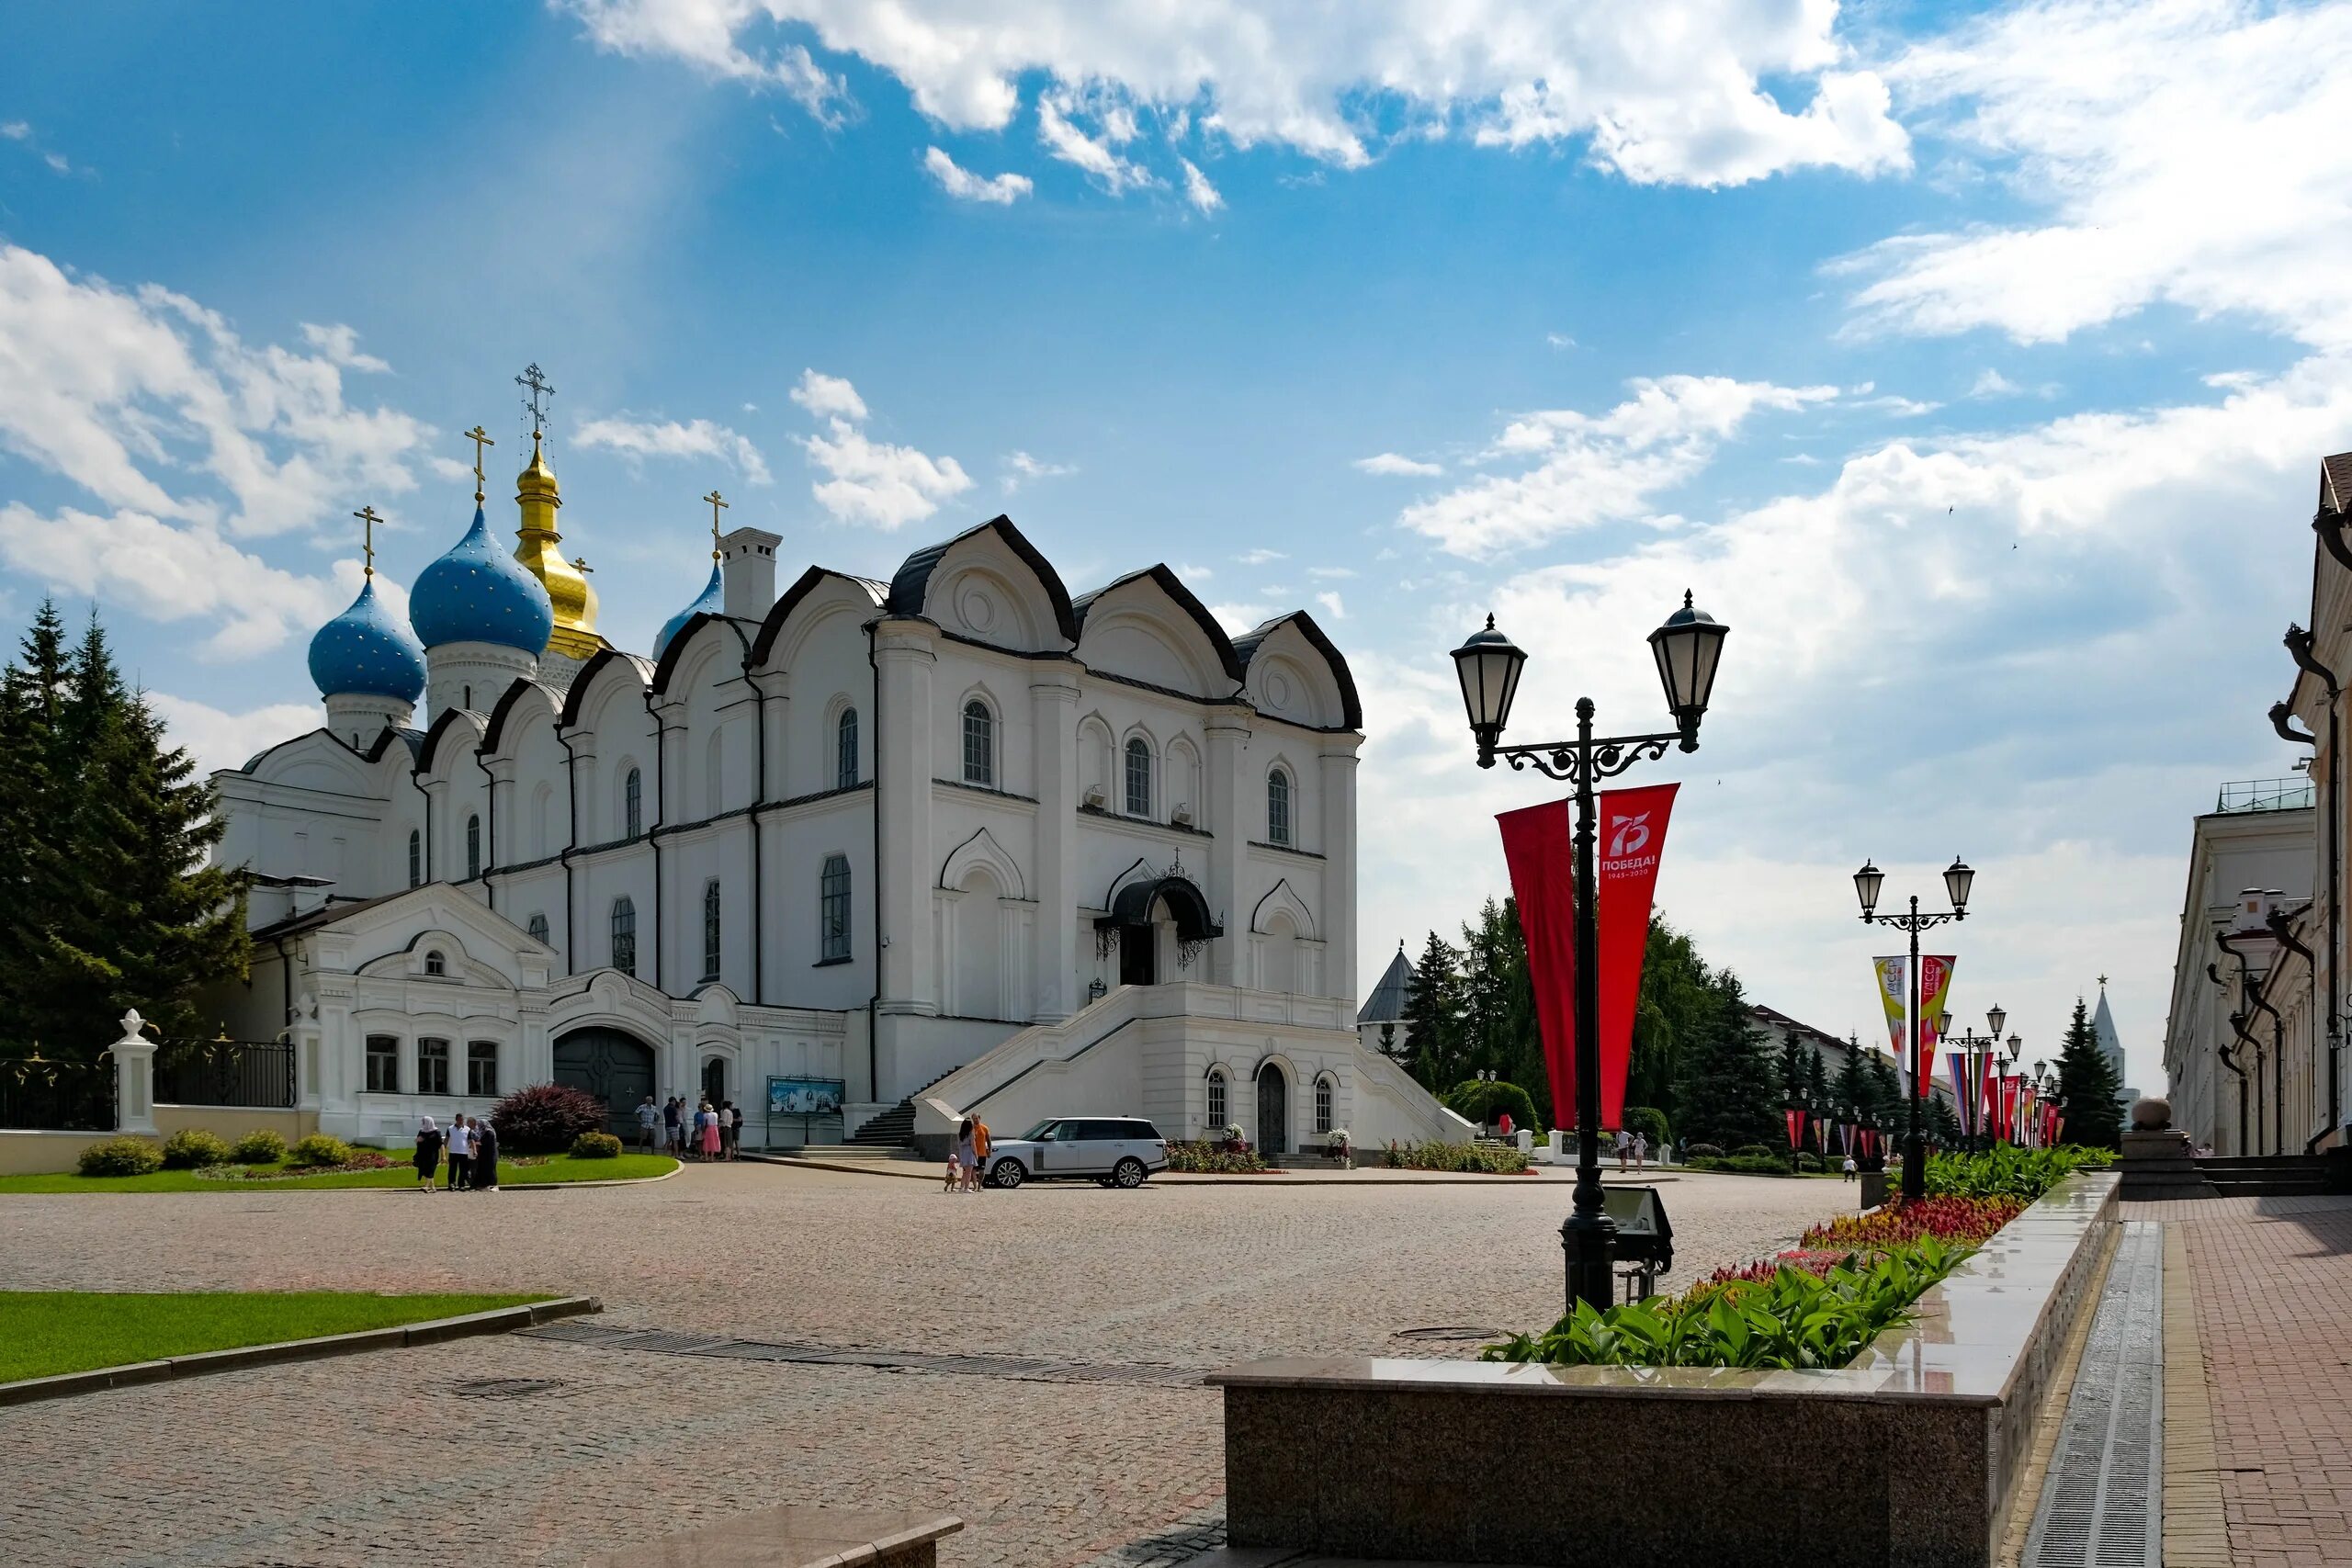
0;1163;1839;1567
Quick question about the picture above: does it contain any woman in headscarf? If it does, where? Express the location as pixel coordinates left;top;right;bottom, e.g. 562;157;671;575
413;1116;444;1192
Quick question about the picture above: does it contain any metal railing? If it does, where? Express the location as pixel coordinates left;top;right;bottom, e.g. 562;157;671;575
155;1037;297;1109
0;1052;117;1131
2215;777;2316;814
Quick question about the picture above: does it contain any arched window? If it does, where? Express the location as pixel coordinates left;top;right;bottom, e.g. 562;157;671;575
466;814;481;879
526;911;549;945
820;854;851;963
1267;767;1293;847
962;699;994;787
1207;1068;1227;1129
611;896;637;976
702;878;722;984
623;768;643;840
407;829;422;888
1315;1075;1335;1135
836;707;859;790
424;949;447;977
1125;737;1152;817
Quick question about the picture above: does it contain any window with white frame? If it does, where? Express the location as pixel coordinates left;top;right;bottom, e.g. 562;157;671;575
407;829;421;888
466;814;481;879
526;911;548;945
963;699;994;787
1207;1068;1227;1128
467;1040;498;1097
702;878;722;984
1125;738;1151;817
424;949;446;977
418;1037;451;1096
365;1034;399;1093
623;768;644;840
1315;1075;1335;1134
836;707;859;789
820;854;851;962
1268;767;1293;847
611;896;637;976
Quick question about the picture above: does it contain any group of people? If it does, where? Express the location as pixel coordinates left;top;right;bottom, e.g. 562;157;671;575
944;1114;991;1192
412;1113;499;1192
1611;1129;1652;1169
638;1095;741;1160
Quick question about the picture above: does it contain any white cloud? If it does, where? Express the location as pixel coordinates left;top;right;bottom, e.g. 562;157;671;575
1843;0;2352;348
789;368;867;422
298;322;390;374
1354;452;1443;478
1400;375;1838;557
1001;450;1076;494
149;693;328;773
1308;566;1356;580
1237;547;1286;566
1315;591;1346;620
573;413;774;483
1037;90;1156;194
0;503;369;659
1547;333;1577;350
561;0;1909;188
922;146;1034;205
1207;601;1277;634
1175;561;1214;581
0;244;434;541
1971;369;2021;398
0;122;26;141
1180;158;1223;213
1852;393;1942;417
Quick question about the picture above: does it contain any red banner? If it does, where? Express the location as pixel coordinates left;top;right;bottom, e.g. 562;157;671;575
1497;783;1679;1134
1784;1108;1804;1149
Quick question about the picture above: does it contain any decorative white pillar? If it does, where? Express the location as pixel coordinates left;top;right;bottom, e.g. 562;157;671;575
1204;711;1249;987
1319;739;1361;1008
110;1009;158;1135
1030;667;1080;1020
875;623;938;1017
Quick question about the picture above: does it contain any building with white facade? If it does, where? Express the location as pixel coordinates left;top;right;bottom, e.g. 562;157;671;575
209;431;1464;1156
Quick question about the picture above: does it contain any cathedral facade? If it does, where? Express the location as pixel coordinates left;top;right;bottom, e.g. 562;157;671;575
209;431;1464;1155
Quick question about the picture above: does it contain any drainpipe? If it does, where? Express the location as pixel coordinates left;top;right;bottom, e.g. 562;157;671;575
558;728;582;976
2211;961;2253;1155
748;653;767;1007
2282;626;2342;1146
2247;987;2285;1156
2269;905;2334;1154
473;747;499;914
866;617;883;1104
645;693;666;992
407;765;433;883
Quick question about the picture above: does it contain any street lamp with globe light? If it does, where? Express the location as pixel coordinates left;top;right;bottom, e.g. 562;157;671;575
1852;854;1976;1201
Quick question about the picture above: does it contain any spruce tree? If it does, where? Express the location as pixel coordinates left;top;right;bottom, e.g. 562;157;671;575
2053;996;2125;1149
1804;1044;1830;1110
1672;970;1780;1149
1834;1041;1871;1122
1401;930;1465;1091
0;602;71;1051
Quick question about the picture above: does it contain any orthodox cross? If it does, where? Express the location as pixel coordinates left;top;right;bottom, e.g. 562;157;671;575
464;424;495;505
704;489;728;558
573;556;594;575
516;363;556;439
353;504;381;580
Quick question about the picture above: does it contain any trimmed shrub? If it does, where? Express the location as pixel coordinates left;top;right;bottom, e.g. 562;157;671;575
1689;1153;1796;1177
77;1135;163;1177
1442;1079;1542;1132
1622;1106;1671;1149
1731;1143;1779;1160
230;1129;287;1164
1381;1139;1532;1174
286;1133;354;1168
1167;1139;1272;1174
492;1082;606;1155
569;1131;623;1160
1684;1143;1725;1159
159;1128;233;1168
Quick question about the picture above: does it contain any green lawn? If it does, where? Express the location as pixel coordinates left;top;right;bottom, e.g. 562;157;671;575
0;1291;548;1382
0;1151;677;1194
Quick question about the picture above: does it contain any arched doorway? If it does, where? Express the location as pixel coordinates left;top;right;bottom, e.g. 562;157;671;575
1098;872;1222;989
701;1055;727;1109
954;867;1005;1018
553;1027;657;1136
1257;1061;1289;1156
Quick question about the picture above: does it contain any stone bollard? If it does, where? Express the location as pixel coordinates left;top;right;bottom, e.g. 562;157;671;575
110;1008;158;1135
1516;1128;1533;1156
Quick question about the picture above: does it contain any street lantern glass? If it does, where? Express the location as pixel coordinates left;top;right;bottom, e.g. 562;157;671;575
1987;1004;2007;1039
2007;1035;2022;1062
1853;860;1883;917
1944;857;1975;912
1450;615;1526;751
1648;591;1728;729
1936;1010;1952;1039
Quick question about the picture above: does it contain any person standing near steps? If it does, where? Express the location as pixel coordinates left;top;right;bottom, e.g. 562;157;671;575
446;1114;473;1191
413;1116;444;1193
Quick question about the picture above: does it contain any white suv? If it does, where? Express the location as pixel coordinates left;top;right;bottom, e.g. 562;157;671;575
986;1117;1169;1189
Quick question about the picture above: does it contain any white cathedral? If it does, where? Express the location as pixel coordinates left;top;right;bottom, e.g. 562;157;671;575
207;423;1465;1156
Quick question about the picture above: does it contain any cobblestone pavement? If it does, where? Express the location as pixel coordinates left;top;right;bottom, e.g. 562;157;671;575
0;1164;1840;1568
2127;1194;2352;1568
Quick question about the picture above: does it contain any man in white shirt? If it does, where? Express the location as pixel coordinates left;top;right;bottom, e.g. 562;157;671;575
446;1116;473;1190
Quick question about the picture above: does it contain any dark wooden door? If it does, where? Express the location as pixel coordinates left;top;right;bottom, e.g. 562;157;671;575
1257;1064;1287;1156
1119;926;1156;987
553;1028;656;1135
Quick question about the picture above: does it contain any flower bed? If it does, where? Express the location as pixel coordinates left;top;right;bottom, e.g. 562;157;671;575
1166;1140;1272;1174
1380;1140;1532;1174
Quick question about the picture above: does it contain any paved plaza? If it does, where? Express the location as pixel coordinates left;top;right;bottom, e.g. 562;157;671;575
0;1164;1838;1568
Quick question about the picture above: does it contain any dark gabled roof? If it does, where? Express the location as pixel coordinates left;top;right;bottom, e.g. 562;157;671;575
649;611;754;697
1357;942;1415;1024
556;648;657;729
749;565;888;666
2322;452;2352;517
886;514;1080;643
248;888;407;942
1232;609;1363;730
366;727;425;765
415;705;488;774
1071;563;1249;686
1747;1004;1851;1053
481;680;562;754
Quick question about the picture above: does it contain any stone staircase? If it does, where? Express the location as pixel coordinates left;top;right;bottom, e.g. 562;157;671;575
2195;1153;2336;1197
842;1072;956;1153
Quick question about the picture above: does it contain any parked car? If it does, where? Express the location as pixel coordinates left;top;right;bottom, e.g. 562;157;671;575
985;1117;1168;1189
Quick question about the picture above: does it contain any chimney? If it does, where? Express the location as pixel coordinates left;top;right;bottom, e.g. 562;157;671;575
721;526;783;621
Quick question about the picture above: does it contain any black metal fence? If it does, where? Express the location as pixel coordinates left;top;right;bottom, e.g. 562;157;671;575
0;1053;117;1132
155;1038;297;1109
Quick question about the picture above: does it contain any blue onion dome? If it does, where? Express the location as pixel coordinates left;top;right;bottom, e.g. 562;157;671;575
308;579;426;702
653;560;724;660
408;503;555;653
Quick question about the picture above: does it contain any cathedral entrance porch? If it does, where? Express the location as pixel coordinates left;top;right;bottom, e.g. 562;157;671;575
553;1027;657;1137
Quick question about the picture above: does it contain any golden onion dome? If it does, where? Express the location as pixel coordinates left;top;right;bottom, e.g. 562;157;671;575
512;432;605;660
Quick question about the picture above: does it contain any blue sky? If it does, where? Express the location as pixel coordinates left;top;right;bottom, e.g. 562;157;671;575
7;0;2351;1092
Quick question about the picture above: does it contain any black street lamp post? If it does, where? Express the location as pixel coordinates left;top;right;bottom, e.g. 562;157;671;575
1452;592;1728;1312
1946;1004;2007;1153
1850;857;1975;1202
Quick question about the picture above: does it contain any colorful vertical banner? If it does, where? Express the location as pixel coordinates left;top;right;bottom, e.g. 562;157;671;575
1783;1108;1804;1149
1917;957;1956;1093
1872;957;1907;1056
1497;784;1679;1134
1947;1051;1975;1138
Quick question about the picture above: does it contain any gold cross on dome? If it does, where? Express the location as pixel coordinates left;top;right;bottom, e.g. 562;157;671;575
353;504;382;579
704;489;728;559
463;425;495;504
